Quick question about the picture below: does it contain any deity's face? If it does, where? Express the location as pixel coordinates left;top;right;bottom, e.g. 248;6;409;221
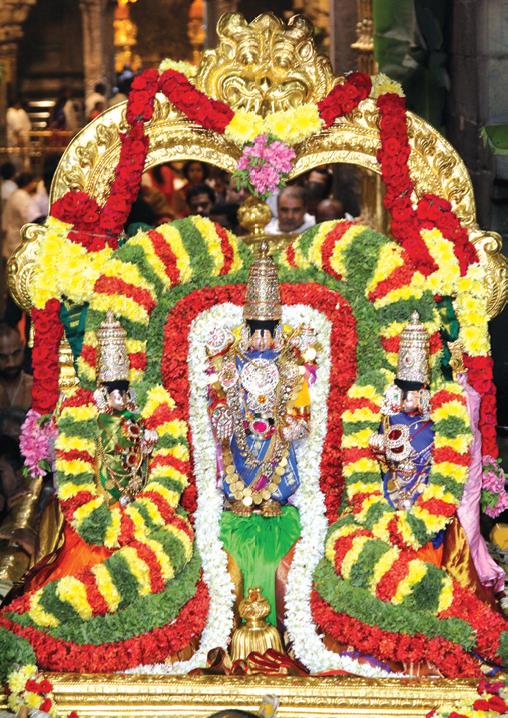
107;388;129;412
249;328;274;352
401;390;421;414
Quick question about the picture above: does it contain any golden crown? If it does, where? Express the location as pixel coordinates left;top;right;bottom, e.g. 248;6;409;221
396;310;430;385
96;310;130;384
243;249;282;322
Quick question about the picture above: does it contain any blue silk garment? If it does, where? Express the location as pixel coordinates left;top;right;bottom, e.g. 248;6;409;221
222;348;301;504
382;412;434;510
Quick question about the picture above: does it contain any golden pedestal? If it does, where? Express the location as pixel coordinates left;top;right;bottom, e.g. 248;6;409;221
0;673;478;718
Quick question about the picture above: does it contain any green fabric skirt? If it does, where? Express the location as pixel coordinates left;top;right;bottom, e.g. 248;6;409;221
219;505;301;625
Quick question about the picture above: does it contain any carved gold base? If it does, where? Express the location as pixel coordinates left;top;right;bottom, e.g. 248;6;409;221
0;673;479;718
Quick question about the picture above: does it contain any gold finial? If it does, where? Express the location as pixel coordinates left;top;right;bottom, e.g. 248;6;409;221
230;587;284;662
96;311;130;384
448;339;466;380
396;311;430;386
243;248;282;322
58;338;79;394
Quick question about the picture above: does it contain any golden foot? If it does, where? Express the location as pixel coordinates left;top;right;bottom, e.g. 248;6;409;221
230;500;253;517
261;500;282;517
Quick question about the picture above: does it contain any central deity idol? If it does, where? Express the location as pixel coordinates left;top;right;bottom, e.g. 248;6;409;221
205;247;319;627
206;250;319;517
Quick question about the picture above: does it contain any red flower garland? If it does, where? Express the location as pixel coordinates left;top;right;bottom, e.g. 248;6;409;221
0;580;209;673
50;191;103;251
311;591;482;678
159;69;234;133
31;299;64;415
98;122;150;239
317;72;372;128
376;93;438;276
416;194;478;274
126;68;159;125
464;354;498;458
439;582;508;665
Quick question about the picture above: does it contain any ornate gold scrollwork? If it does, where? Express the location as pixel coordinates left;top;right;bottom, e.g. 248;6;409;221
7;222;42;312
194;13;337;115
6;11;508;319
469;228;508;319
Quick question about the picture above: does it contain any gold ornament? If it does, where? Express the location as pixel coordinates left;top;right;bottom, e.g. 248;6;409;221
96;311;130;384
243;247;282;322
230;587;284;662
195;13;337;115
448;338;466;380
396;311;430;386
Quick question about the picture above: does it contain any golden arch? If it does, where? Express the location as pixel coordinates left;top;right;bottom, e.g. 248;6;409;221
9;12;508;319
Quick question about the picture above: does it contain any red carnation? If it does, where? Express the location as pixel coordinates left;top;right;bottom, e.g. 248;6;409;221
40;698;52;712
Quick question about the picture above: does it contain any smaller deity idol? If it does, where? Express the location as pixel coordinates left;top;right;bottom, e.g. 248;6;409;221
206;250;318;517
93;311;158;506
370;311;433;511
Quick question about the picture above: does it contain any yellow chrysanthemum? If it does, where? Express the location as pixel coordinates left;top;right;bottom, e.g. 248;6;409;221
264;104;323;144
392;559;427;604
121;546;152;595
348;383;383;402
225;110;264;144
159;58;197;77
342;407;379;423
141;384;175;418
369;547;399;592
92;563;121;611
343;456;378;477
342;428;376;449
371;73;404;98
56;576;93;620
341;536;371;579
366;243;404;296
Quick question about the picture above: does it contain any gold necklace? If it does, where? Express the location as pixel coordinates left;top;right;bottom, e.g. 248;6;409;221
223;442;289;507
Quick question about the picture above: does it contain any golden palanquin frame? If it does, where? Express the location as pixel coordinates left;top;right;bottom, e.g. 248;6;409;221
5;12;505;717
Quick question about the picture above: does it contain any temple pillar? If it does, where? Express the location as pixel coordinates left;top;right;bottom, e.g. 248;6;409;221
329;0;357;74
204;0;237;48
188;0;206;64
79;0;115;97
0;45;18;146
0;1;37;145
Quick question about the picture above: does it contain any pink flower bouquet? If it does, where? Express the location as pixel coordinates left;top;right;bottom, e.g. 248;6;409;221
232;133;296;199
481;455;508;518
19;408;57;480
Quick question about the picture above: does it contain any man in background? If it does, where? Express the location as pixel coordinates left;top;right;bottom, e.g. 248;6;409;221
188;184;216;218
85;82;107;120
265;186;315;234
0;164;17;204
315;198;346;224
0;323;32;440
6;100;31;149
1;173;38;259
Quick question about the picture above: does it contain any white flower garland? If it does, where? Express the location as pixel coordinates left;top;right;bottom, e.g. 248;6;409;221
283;306;395;678
128;303;239;674
130;303;396;677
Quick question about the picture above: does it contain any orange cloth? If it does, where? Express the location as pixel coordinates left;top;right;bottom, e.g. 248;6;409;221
442;516;498;608
26;523;111;592
415;541;443;567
